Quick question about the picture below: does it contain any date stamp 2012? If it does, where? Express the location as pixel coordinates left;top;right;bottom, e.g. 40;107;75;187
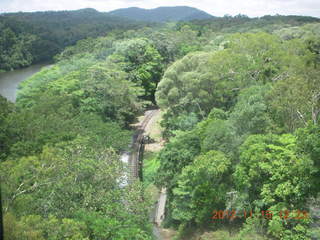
212;209;309;221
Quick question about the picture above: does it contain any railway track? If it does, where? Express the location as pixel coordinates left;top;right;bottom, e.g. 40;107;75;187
129;109;158;180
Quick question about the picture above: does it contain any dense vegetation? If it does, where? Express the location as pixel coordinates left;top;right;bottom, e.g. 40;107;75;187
155;22;320;239
0;9;320;240
0;46;152;239
0;8;147;71
109;6;213;22
2;8;319;72
187;14;320;33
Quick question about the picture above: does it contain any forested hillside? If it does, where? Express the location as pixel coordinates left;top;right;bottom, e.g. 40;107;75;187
0;9;320;240
187;14;320;33
109;6;213;22
0;8;147;71
1;9;319;72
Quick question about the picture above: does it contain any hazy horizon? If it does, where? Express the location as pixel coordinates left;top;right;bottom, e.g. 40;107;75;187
0;0;319;18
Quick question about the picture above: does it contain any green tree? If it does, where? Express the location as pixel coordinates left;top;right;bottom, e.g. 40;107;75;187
110;38;163;102
156;130;201;189
269;67;320;132
229;85;273;136
172;151;231;225
201;119;235;155
234;134;315;239
0;96;14;161
235;134;315;207
155;51;215;117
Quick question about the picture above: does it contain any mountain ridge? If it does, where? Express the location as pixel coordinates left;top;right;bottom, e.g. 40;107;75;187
109;6;214;22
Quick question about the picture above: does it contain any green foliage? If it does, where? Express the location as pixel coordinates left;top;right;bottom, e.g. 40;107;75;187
2;139;119;215
267;213;311;240
269;67;320;132
1;31;155;239
233;134;315;239
54;36;113;61
156;130;201;189
0;26;37;70
0;96;14;161
127;25;203;64
235;134;315;207
188;15;320;34
201;119;235;155
1;138;152;239
3;213;88;240
296;124;320;166
110;38;163;101
274;23;320;44
0;9;146;70
160;111;199;138
296;124;320;193
6;98;131;159
237;214;269;240
1;11;318;71
156;51;214;116
311;227;320;240
172;151;231;225
17;56;98;108
208;108;228;120
143;152;160;185
153;22;320;239
17;57;142;127
156;32;313;135
229;85;273;136
2;10;320;240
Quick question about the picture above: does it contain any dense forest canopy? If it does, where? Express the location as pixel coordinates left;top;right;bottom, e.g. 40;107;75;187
187;14;320;33
154;22;320;239
0;6;320;240
1;8;319;72
0;8;149;71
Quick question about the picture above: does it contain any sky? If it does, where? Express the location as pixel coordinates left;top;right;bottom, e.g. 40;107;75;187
0;0;319;17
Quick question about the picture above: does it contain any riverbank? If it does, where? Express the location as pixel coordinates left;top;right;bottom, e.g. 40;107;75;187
0;63;50;102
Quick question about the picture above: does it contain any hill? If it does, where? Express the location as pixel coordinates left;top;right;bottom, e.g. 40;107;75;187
0;8;147;70
1;8;319;72
109;6;213;22
187;14;320;33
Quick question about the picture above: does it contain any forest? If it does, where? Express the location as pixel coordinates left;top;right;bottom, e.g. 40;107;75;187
0;8;320;240
0;8;148;71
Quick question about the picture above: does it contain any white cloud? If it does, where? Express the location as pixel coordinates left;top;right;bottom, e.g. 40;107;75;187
0;0;319;17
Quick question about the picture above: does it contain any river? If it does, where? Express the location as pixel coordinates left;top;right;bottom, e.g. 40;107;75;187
0;63;49;102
